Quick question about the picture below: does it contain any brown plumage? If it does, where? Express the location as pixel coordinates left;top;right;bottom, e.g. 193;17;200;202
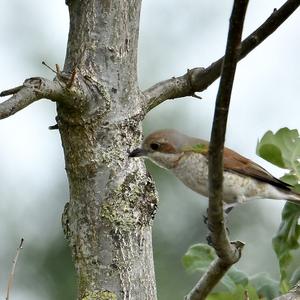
223;148;292;191
129;129;300;207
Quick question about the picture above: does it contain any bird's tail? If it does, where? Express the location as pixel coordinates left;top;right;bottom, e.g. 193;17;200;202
285;190;300;205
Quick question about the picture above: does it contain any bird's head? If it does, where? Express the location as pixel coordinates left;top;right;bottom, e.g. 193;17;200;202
129;129;207;169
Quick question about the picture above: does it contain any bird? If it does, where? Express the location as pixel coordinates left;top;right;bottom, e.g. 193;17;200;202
128;129;300;209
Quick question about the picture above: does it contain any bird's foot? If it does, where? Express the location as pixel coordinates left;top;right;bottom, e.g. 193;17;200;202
206;233;213;246
225;206;234;215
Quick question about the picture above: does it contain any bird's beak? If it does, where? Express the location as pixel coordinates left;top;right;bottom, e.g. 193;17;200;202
128;148;147;158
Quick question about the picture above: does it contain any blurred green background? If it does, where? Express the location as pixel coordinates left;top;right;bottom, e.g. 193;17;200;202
0;1;300;299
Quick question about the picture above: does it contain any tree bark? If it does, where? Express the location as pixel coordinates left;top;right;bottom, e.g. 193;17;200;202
58;1;157;299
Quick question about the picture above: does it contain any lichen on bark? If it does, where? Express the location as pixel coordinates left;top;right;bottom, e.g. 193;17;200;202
81;290;117;300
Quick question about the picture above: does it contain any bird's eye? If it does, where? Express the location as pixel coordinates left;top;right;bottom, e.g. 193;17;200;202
150;143;160;151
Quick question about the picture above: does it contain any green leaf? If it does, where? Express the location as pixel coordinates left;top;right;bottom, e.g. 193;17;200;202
292;184;300;193
182;244;249;293
257;144;285;168
272;202;300;292
217;274;236;293
227;267;248;287
256;128;300;174
249;272;280;299
182;243;216;273
257;128;300;292
280;174;299;186
207;285;260;300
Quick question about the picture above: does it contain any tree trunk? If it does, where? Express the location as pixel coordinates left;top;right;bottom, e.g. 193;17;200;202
59;1;158;299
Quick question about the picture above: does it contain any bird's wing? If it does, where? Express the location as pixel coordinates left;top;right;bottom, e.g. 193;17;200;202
223;147;292;190
185;141;292;191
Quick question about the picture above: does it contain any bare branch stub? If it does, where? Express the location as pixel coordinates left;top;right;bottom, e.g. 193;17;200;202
42;61;57;74
49;124;59;130
143;0;300;111
5;238;24;300
0;67;100;121
186;1;249;299
42;61;70;82
66;67;77;89
0;77;66;120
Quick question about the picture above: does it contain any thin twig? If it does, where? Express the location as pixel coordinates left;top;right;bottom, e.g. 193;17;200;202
244;289;250;300
191;93;202;100
42;61;69;85
185;1;248;299
42;61;77;86
5;238;24;300
208;0;248;266
42;61;58;74
0;86;23;97
66;67;77;88
143;0;300;111
55;63;61;74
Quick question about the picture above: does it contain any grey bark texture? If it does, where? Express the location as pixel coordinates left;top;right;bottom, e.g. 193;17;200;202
58;1;158;299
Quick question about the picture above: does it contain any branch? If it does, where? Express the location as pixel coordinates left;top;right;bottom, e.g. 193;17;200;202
186;0;248;299
208;0;247;277
274;282;300;300
5;238;24;300
0;77;65;119
143;0;300;112
185;251;241;300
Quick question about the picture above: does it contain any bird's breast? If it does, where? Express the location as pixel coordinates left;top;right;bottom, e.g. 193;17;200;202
171;152;276;204
172;152;210;196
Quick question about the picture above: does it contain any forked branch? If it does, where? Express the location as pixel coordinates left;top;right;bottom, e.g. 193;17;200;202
185;0;248;299
0;68;100;119
143;0;300;112
0;77;65;119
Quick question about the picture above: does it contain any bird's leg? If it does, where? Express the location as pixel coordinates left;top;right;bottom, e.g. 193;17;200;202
204;208;215;246
202;208;208;225
206;234;213;246
203;208;214;246
224;205;235;235
225;206;234;215
223;201;236;215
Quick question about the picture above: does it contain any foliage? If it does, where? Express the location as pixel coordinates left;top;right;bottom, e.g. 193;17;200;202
182;244;279;299
257;127;300;293
207;285;259;300
257;127;300;181
182;128;300;299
